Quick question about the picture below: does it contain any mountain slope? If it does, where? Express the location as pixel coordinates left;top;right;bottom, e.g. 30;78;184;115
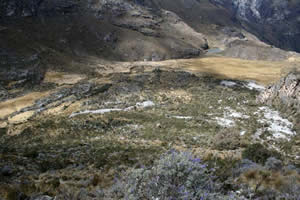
211;0;300;53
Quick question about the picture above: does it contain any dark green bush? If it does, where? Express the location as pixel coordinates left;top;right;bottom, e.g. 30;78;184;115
242;143;282;165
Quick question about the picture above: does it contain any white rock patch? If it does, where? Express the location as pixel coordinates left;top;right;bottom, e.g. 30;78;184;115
215;107;249;127
70;101;155;118
224;107;250;119
244;82;265;91
220;80;237;87
215;117;235;127
220;80;265;92
172;116;193;119
240;131;246;136
255;106;296;140
136;101;155;108
70;108;122;117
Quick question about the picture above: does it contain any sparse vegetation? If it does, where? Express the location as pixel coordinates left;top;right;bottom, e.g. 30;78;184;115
0;67;299;199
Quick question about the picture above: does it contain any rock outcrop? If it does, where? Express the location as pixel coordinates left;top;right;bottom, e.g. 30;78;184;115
257;70;300;132
257;71;300;106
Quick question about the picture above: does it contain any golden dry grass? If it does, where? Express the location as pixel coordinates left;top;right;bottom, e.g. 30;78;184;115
0;92;49;119
176;57;290;85
44;71;86;86
111;56;297;85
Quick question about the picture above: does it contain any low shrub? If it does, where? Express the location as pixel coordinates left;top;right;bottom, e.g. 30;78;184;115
213;128;242;150
265;157;283;171
234;158;300;199
107;150;245;200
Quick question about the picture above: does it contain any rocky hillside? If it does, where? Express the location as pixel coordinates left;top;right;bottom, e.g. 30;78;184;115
0;0;209;62
211;0;300;53
1;64;300;199
1;0;298;62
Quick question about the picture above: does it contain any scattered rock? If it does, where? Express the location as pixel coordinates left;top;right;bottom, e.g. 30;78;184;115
156;123;162;128
130;65;145;74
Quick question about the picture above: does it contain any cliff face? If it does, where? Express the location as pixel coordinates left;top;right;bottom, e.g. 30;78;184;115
211;0;300;53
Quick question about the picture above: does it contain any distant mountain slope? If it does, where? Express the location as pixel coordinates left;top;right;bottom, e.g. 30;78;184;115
211;0;300;53
0;0;209;63
0;0;209;86
0;0;298;70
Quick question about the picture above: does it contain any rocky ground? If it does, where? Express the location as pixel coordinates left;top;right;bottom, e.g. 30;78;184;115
0;56;299;199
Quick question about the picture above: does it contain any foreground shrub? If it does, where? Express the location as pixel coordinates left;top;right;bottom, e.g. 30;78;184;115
108;150;245;200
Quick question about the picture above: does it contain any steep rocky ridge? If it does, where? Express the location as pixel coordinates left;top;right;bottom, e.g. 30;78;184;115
211;0;300;53
144;0;299;61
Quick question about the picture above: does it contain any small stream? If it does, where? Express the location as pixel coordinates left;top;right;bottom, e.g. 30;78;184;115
206;48;223;54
